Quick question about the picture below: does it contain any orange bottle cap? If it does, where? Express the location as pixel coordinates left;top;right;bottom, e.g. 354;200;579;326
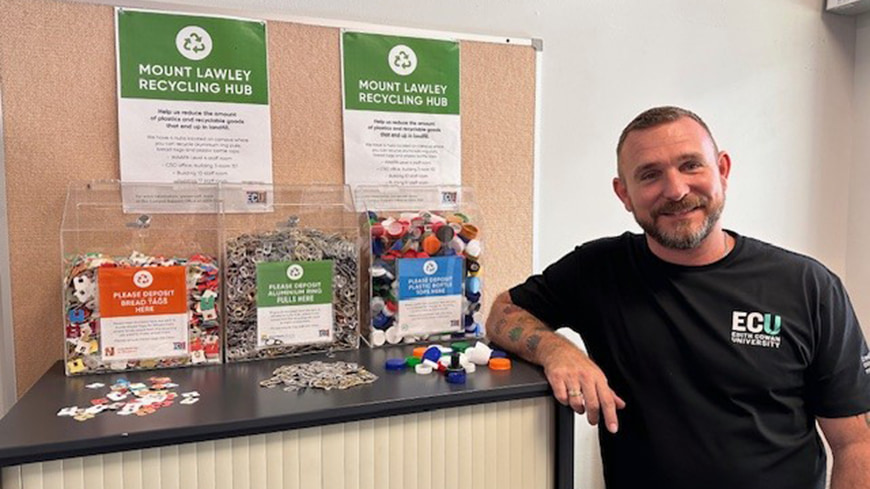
422;235;442;255
488;358;512;370
412;346;427;358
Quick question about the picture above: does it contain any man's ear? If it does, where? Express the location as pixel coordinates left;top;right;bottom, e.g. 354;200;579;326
613;177;633;213
717;150;732;190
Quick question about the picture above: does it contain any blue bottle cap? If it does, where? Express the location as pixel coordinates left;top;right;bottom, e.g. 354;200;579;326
385;358;407;370
372;239;385;256
465;291;482;302
466;276;481;294
422;346;442;363
490;350;508;358
373;312;391;329
464;314;474;327
446;369;467;384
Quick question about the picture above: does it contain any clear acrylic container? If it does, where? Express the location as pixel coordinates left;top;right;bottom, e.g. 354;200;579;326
357;185;484;347
60;180;222;376
221;183;361;362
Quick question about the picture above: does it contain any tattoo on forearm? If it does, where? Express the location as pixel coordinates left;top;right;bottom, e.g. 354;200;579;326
502;304;522;315
508;327;523;342
493;318;507;334
526;334;542;353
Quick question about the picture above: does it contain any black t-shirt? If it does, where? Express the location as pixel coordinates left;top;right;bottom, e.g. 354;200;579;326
510;231;870;489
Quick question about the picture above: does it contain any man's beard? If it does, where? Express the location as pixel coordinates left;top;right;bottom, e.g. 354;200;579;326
635;194;724;250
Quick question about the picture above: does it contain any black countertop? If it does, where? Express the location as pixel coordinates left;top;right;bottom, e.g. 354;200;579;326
0;345;551;468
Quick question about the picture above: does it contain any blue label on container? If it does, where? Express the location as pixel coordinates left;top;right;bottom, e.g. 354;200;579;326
398;256;464;299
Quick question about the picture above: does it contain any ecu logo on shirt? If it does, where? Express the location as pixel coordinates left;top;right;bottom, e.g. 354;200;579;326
731;311;783;349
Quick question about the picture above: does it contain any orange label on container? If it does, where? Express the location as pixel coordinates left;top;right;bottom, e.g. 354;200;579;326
98;266;187;318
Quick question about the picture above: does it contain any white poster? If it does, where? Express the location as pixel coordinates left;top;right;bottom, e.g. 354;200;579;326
116;9;272;210
342;32;461;207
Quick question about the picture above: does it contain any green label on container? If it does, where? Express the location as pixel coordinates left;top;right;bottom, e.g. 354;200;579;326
343;32;459;114
257;261;333;307
255;260;334;347
117;9;268;104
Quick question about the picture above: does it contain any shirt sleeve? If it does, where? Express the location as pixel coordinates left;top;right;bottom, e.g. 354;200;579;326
508;247;582;329
807;273;870;417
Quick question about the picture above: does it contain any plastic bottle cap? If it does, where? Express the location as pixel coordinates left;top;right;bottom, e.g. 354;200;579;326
451;341;470;353
489;358;512;370
459;223;479;241
465;239;482;259
435;225;455;243
466;347;490;366
422;346;442;363
412;346;427;358
371;330;386;347
422;359;444;372
464;363;476;373
466;276;481;294
386;221;405;238
406;356;422;367
446;370;467;384
466;291;482;303
371;223;385;237
385;358;407;370
423;235;442;255
385;326;403;345
415;363;433;375
490;349;508;358
370;296;385;314
373;312;390;329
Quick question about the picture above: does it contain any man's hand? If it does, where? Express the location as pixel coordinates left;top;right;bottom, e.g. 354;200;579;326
540;339;626;433
486;291;626;433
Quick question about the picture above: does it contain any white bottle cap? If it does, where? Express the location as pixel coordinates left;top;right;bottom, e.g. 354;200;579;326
385;326;403;344
371;330;386;347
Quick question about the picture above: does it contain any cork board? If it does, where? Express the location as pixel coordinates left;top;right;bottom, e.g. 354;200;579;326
0;0;536;395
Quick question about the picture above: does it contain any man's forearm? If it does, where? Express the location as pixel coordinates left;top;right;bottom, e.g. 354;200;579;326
820;414;870;489
830;442;870;489
485;292;576;366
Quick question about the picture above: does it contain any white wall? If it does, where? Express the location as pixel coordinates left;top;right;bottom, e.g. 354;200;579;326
848;14;870;336
36;0;868;485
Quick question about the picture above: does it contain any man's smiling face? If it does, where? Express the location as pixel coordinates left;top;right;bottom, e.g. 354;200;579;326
613;116;730;250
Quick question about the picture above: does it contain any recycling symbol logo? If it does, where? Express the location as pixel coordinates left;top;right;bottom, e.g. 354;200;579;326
184;33;206;53
388;44;417;76
175;26;213;61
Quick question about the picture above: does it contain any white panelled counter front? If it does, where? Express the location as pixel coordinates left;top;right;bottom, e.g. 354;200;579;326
0;346;574;489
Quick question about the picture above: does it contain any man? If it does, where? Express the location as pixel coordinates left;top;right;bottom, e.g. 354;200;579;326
486;106;870;488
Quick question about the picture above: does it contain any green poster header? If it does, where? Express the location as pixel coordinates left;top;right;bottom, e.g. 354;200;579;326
256;261;334;308
117;9;269;104
343;32;460;115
